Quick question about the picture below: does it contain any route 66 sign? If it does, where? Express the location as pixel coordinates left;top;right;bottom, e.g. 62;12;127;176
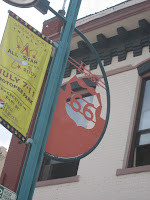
45;56;109;160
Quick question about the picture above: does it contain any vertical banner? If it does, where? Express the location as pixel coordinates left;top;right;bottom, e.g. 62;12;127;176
0;11;53;142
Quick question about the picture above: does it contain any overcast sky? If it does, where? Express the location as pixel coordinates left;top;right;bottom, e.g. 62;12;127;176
0;0;126;150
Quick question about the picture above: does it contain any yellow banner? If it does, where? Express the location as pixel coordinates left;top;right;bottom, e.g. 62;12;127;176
0;11;53;142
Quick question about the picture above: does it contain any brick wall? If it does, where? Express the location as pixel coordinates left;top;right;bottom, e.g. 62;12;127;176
42;10;64;42
0;137;27;191
42;17;63;40
0;147;7;176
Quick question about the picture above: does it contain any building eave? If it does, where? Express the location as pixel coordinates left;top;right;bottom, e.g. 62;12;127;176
76;0;149;33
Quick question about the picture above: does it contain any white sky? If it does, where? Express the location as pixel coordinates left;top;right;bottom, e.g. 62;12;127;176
0;0;126;150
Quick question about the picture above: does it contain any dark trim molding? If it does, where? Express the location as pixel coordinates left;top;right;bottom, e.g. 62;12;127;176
116;165;150;176
64;19;150;78
36;175;80;187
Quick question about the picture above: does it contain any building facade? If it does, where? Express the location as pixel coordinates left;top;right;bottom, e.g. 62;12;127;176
0;0;150;199
34;0;150;199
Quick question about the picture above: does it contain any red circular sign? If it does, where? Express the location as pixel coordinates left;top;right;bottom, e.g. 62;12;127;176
45;58;108;160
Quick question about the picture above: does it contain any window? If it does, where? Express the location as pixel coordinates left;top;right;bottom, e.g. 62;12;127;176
38;154;80;181
129;78;150;167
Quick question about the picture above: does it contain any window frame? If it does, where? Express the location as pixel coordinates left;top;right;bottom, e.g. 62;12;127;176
128;77;150;167
116;69;150;176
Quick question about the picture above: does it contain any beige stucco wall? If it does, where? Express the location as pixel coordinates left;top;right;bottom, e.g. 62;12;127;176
0;146;7;176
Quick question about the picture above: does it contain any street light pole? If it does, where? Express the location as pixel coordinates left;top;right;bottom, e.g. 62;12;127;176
15;1;82;199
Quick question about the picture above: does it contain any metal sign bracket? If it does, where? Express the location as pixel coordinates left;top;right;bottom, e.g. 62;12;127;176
25;138;33;145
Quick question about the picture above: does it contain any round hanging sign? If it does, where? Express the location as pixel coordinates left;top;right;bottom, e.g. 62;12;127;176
45;53;110;161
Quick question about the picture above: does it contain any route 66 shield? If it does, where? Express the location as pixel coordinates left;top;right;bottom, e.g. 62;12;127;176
45;56;108;160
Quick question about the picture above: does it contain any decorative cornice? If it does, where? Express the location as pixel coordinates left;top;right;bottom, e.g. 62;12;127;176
64;19;150;78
